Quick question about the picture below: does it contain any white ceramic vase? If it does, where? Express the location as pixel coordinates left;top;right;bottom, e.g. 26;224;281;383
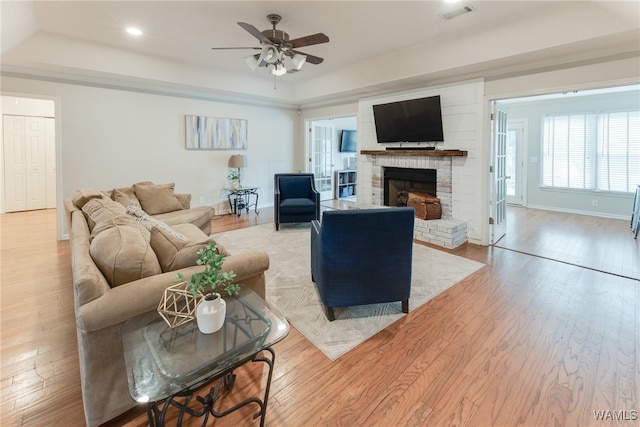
196;293;226;334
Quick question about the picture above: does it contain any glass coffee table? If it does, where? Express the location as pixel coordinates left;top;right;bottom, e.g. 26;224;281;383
122;288;289;427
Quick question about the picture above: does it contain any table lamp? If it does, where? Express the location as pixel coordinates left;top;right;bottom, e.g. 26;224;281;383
228;154;247;187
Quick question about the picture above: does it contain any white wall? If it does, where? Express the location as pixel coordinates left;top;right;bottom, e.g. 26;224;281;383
505;89;639;218
0;76;299;238
3;53;638;243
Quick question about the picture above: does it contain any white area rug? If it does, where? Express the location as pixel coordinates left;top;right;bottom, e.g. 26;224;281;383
214;223;484;361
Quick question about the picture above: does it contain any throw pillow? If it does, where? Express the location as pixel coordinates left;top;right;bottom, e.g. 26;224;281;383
81;197;127;231
111;186;144;208
133;182;184;215
90;214;140;241
72;188;104;209
175;193;191;210
90;225;162;287
150;226;228;272
112;188;141;208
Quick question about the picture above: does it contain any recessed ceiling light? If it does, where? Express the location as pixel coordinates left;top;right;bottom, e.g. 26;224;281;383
126;27;143;36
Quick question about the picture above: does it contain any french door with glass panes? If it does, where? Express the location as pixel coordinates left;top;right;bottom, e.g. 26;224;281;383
309;124;334;200
506;119;526;206
490;102;508;244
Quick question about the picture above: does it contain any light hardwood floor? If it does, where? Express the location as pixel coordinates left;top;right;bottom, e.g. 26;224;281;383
497;206;639;280
1;206;638;426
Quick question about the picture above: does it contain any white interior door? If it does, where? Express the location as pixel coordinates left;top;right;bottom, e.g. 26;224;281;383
25;117;47;210
490;102;508;244
3;115;49;212
309;124;334;200
3;116;28;212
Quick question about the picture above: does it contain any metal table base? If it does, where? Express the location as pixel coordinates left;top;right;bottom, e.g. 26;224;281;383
146;347;275;427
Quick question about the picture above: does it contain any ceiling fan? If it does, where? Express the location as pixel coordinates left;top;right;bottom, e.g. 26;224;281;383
212;14;329;76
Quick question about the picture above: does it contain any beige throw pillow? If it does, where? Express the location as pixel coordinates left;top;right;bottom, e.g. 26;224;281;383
81;197;127;231
72;188;104;209
90;225;162;287
111;186;143;208
150;226;229;272
133;182;184;215
90;214;140;241
112;188;140;208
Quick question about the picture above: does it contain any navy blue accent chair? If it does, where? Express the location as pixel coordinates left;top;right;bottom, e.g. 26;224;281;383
274;173;321;231
310;207;415;321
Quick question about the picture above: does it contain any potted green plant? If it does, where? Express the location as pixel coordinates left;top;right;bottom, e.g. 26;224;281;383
227;169;240;189
175;242;239;333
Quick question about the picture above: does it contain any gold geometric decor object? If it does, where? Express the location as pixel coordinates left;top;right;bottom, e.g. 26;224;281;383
157;282;202;329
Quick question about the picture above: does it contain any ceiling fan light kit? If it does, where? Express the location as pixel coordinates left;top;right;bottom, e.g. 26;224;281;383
212;14;329;79
292;53;307;70
259;45;280;64
270;62;287;76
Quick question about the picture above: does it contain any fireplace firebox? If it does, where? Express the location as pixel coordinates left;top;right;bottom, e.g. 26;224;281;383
384;167;437;207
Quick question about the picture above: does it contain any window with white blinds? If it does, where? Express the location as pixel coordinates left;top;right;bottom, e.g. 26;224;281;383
542;110;640;193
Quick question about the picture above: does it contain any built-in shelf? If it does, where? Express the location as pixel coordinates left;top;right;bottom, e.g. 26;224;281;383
360;149;467;157
335;170;357;199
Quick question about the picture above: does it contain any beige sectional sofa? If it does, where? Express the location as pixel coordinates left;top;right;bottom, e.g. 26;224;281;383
64;182;270;426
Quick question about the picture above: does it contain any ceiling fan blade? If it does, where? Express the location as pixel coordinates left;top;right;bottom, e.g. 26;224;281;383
238;22;272;45
292;50;324;65
211;47;261;50
289;33;329;49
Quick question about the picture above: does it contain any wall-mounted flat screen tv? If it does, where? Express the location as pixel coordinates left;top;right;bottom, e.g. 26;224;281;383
372;95;444;143
340;130;357;152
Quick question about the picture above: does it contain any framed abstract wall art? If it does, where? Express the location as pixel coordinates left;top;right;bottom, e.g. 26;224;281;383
185;115;248;150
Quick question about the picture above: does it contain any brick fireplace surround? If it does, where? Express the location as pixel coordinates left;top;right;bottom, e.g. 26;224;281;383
359;150;468;248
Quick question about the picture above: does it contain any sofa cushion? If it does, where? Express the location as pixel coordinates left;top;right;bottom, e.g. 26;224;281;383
149;225;229;272
90;214;139;239
72;188;106;209
133;182;184;215
90;225;162;287
154;206;215;234
81;197;127;231
171;223;230;257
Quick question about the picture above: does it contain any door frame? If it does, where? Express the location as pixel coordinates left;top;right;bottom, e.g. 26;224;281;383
1;92;63;239
304;115;358;201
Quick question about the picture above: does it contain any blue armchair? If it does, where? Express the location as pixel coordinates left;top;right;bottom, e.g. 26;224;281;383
310;207;415;321
274;173;321;231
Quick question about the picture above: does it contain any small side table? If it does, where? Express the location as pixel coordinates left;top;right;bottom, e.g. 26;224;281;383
226;187;259;217
122;289;289;427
